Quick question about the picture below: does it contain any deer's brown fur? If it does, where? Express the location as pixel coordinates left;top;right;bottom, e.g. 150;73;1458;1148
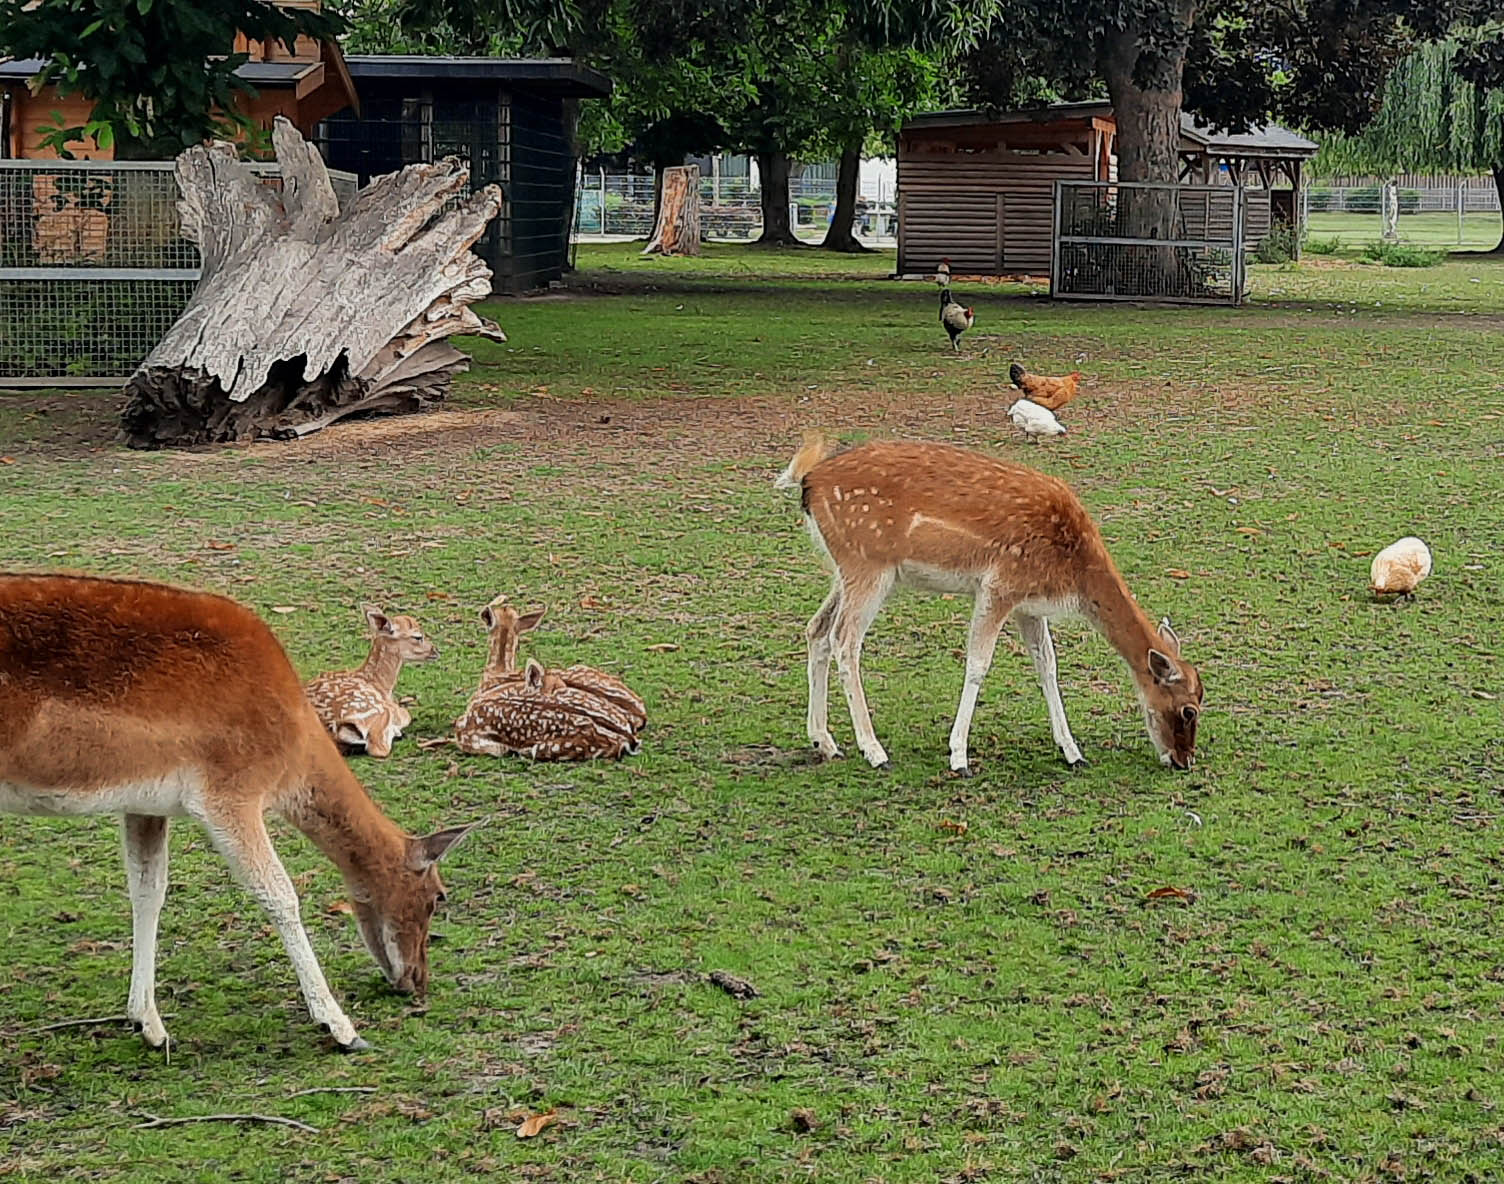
305;605;439;757
788;441;1204;773
0;572;472;1052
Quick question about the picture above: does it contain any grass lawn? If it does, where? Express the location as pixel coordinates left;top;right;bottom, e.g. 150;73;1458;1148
2;243;1503;1182
1305;210;1503;254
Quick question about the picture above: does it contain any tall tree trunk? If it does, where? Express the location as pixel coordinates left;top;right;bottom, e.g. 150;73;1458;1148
755;150;803;246
1099;5;1197;294
820;144;869;253
642;165;701;256
1489;165;1504;254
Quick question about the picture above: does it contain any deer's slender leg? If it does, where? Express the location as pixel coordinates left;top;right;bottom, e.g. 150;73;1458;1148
198;807;365;1050
122;813;170;1050
832;570;895;768
1015;612;1086;767
806;580;843;759
947;587;1017;774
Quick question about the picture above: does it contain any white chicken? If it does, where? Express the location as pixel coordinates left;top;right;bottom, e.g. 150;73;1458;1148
1007;398;1067;442
1369;536;1432;598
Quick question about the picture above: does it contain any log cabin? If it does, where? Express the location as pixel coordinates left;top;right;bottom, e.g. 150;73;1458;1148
896;102;1318;280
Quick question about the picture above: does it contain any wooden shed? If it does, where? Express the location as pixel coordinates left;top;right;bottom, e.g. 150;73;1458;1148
897;103;1317;278
316;58;611;292
0;8;355;159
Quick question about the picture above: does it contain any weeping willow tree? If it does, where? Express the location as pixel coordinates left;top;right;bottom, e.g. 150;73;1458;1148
1317;31;1504;252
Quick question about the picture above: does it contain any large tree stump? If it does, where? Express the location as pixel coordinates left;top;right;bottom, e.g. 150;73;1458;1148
121;117;506;447
641;165;701;256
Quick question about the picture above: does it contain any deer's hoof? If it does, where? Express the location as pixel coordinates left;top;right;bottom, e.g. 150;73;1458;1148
335;1035;372;1054
953;765;974;779
1067;757;1090;770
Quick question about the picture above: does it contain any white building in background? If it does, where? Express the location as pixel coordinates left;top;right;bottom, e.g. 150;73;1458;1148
690;152;898;203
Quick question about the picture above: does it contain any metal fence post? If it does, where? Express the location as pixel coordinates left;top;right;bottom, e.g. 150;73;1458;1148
1458;181;1465;246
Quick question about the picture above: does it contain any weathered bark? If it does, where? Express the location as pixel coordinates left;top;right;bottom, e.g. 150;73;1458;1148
642;165;702;256
1488;165;1504;253
819;145;870;253
754;150;803;246
1099;5;1197;293
121;116;505;448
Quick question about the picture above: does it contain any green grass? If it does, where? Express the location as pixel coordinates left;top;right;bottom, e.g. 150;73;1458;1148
1306;210;1502;253
3;245;1504;1182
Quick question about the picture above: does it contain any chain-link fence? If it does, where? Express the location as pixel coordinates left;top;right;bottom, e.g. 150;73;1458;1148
1303;183;1503;251
1053;180;1246;305
1;160;358;387
572;173;896;242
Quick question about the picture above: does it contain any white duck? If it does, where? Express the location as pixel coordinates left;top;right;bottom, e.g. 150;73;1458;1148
1370;536;1432;598
1008;398;1067;442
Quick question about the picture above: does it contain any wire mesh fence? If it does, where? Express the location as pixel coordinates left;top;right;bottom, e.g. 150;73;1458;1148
1052;181;1246;304
571;173;896;241
1303;183;1502;251
1;160;358;386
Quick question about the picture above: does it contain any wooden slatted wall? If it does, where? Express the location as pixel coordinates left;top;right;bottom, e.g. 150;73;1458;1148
898;148;1098;275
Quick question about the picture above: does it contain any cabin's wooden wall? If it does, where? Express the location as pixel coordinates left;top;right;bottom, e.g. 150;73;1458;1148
898;142;1098;276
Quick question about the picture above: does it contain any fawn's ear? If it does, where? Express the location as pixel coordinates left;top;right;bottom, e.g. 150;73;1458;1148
409;821;482;870
525;658;545;691
363;604;395;636
516;607;546;632
1148;648;1184;686
1157;617;1181;656
479;604;497;631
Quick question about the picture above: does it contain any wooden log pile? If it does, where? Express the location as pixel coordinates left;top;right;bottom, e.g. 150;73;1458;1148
121;117;506;448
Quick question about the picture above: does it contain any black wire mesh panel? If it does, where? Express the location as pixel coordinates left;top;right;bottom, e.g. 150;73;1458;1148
1052;181;1246;305
0;161;358;386
0;278;198;381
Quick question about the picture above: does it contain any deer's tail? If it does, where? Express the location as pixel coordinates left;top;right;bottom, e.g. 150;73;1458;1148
773;429;835;492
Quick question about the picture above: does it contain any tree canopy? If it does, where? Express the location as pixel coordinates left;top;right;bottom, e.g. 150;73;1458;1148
1314;25;1504;250
0;0;345;158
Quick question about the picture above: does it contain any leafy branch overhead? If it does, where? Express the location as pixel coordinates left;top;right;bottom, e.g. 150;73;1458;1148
0;0;346;158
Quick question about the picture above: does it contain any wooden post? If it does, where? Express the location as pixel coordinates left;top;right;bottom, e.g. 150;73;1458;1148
641;164;701;256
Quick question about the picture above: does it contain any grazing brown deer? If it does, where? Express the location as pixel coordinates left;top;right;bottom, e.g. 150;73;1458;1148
779;440;1204;774
0;573;475;1052
305;604;439;757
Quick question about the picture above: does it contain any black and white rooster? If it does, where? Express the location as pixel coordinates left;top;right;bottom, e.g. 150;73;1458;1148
938;287;974;352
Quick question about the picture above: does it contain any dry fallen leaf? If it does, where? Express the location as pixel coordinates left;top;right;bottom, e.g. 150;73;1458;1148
425;590;451;601
1145;885;1195;904
1235;527;1262;536
939;819;969;835
645;643;680;653
515;1110;557;1139
327;900;354;915
0;456;16;465
270;606;298;614
1167;568;1191;580
206;540;236;551
579;595;608;610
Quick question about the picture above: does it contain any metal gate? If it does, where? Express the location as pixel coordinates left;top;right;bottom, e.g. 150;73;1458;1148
1;159;356;388
1051;180;1247;305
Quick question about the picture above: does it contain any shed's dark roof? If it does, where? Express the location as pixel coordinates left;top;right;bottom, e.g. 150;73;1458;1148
903;103;1318;159
342;55;611;97
0;56;317;86
1180;116;1318;156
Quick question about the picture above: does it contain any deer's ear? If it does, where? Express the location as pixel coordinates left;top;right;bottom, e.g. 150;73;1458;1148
1148;648;1183;685
364;604;395;636
479;605;497;631
410;822;481;870
516;607;546;632
525;658;545;691
1157;617;1181;656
